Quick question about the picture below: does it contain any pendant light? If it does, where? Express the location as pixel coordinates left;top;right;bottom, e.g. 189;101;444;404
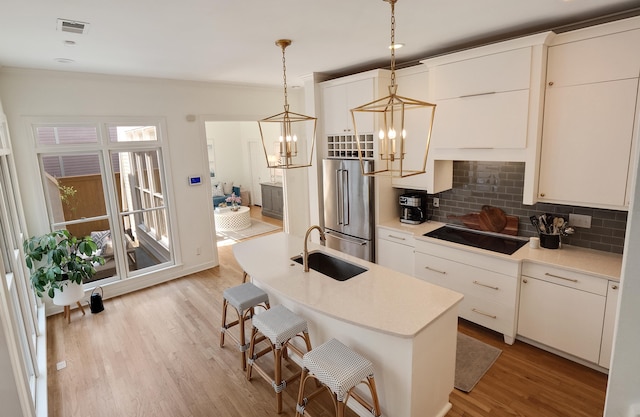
351;0;436;177
259;39;317;169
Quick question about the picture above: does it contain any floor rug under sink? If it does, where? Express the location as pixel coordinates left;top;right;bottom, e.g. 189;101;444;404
455;332;502;393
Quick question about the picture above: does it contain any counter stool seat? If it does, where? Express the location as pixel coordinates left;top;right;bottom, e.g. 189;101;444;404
220;282;270;370
246;304;313;414
295;338;381;417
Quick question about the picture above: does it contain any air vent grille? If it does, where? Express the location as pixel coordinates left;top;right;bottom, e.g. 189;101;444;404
57;19;90;35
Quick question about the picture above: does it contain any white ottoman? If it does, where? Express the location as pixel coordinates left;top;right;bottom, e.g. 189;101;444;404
215;206;251;231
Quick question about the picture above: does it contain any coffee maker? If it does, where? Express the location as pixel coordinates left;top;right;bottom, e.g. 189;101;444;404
399;192;428;224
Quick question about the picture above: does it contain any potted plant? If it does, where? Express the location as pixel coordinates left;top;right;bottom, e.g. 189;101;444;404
23;229;105;299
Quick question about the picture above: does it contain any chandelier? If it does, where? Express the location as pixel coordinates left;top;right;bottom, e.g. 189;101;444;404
259;39;317;169
351;0;436;177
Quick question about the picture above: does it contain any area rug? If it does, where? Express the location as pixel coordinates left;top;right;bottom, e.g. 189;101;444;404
216;219;281;243
455;332;502;393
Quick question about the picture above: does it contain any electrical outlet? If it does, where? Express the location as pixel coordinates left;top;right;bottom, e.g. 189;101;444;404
433;197;440;208
569;213;592;228
196;247;201;256
56;361;66;370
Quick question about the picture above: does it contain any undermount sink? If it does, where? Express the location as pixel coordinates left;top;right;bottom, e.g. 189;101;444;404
291;251;368;281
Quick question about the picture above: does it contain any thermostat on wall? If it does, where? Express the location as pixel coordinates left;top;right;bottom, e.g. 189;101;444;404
188;176;202;186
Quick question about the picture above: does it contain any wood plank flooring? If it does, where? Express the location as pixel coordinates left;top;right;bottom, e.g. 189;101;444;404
47;208;607;417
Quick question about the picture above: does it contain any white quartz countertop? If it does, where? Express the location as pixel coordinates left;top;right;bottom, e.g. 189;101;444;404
378;219;623;281
233;232;464;338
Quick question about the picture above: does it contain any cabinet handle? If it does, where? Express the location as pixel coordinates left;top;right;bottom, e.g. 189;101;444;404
548;81;554;86
522;278;528;284
611;284;618;290
459;91;496;98
473;280;499;290
472;308;497;319
539;193;546;197
424;266;447;275
545;272;578;283
387;235;406;241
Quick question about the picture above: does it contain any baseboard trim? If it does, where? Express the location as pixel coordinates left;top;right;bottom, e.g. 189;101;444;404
44;261;218;316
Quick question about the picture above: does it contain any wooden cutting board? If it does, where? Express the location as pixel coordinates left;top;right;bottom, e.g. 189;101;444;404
447;212;519;236
502;215;519;236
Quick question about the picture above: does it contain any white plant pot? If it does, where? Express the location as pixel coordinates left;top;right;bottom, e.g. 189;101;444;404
51;280;85;306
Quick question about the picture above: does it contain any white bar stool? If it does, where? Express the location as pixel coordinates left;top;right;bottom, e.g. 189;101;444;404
219;282;270;370
295;338;381;417
246;304;313;413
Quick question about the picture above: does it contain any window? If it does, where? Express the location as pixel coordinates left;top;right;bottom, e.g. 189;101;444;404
0;116;40;415
33;121;174;281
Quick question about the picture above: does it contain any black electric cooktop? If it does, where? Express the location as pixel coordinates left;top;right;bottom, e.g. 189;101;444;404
424;224;529;255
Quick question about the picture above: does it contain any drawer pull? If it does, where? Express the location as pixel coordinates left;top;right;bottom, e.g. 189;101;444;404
545;272;578;283
387;235;406;241
472;308;497;319
424;266;447;275
611;284;618;290
459;91;496;98
473;280;499;290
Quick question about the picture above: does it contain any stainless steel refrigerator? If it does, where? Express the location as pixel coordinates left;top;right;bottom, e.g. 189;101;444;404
322;159;375;262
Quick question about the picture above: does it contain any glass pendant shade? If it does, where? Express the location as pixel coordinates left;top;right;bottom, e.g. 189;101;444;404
351;0;436;178
259;39;317;169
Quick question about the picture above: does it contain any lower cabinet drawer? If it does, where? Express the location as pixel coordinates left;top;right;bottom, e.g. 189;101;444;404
458;294;515;337
415;252;517;305
415;251;518;340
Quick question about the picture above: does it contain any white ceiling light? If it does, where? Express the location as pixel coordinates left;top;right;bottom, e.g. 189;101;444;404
54;58;75;64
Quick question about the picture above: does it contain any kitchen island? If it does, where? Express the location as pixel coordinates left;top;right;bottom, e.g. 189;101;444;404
233;232;463;417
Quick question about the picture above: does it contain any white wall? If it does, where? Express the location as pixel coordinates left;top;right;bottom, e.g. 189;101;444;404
0;67;294;299
605;149;640;416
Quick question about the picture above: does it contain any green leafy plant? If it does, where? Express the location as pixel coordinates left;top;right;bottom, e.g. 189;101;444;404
23;230;105;298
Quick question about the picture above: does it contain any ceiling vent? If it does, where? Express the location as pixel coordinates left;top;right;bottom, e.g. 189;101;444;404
57;19;90;35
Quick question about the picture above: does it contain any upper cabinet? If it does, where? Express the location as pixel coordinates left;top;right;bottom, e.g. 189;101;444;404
423;33;553;204
322;77;375;135
429;48;532;150
538;22;640;209
320;70;389;160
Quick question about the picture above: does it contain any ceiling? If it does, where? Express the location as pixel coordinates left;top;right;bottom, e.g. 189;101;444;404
1;0;639;88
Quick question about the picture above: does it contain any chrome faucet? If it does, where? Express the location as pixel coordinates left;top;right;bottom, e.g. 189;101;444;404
303;225;326;272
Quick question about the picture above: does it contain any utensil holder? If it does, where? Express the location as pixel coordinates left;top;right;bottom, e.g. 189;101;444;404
540;233;560;249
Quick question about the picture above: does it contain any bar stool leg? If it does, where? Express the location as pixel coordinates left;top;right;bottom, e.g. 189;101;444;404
219;299;228;347
275;346;283;413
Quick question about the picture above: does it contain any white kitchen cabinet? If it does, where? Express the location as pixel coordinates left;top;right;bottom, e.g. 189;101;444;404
429;47;532;100
432;89;530;149
518;263;607;364
425;43;541;151
377;227;414;276
321;70;390;160
538;26;640;209
390;65;453;193
414;238;520;344
599;281;620;369
322;77;375;135
421;33;552;205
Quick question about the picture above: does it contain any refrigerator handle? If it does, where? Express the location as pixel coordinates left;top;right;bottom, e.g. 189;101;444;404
343;169;350;225
325;230;367;246
336;169;343;225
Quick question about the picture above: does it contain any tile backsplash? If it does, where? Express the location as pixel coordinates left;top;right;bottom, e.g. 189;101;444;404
425;161;627;254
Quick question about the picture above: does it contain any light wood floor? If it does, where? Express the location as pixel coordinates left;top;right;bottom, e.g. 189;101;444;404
47;208;608;417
